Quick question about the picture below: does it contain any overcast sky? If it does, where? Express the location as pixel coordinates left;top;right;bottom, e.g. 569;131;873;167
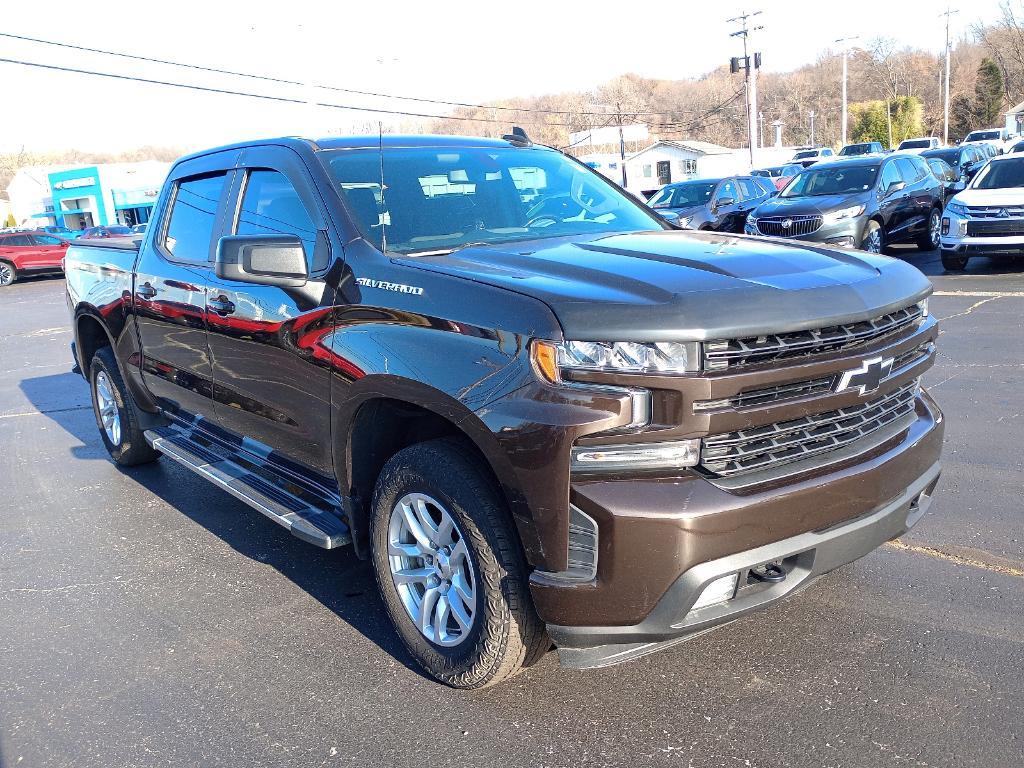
0;0;1005;153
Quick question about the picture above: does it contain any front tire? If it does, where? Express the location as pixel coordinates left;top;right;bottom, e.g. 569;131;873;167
941;251;969;271
370;438;548;688
90;346;161;466
0;261;16;287
861;220;884;254
917;208;942;251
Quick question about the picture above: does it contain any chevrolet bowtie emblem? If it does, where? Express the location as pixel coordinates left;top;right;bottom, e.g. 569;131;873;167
835;356;895;396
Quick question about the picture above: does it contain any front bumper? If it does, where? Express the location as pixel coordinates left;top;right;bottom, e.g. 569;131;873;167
940;236;1024;257
532;391;944;668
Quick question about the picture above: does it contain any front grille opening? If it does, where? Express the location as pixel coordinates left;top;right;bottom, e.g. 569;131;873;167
700;381;918;478
756;214;823;237
704;303;924;371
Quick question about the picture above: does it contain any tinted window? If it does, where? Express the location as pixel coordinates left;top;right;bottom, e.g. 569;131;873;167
163;173;227;263
966;130;1001;141
781;165;878;197
895;157;922;183
236;170;317;261
972;158;1024;189
899;139;931;149
715;179;740;203
6;235;33;246
648;182;715;208
321;147;662;254
738;178;765;199
879;162;901;191
33;235;63;245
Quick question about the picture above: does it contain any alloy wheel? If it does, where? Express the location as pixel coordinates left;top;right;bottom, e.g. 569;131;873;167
387;492;477;647
94;371;122;446
0;263;13;286
929;210;941;248
864;226;883;254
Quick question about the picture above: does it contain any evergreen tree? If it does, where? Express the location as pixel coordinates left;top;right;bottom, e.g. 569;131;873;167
975;58;1004;127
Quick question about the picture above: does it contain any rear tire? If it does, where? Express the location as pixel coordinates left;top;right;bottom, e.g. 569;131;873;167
0;261;16;287
917;208;942;251
941;251;969;271
90;346;161;466
370;438;548;689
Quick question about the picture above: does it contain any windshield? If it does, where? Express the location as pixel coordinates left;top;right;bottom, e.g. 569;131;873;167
966;131;1001;141
971;158;1024;189
840;144;873;156
780;165;878;197
793;150;817;159
647;181;716;209
319;146;663;254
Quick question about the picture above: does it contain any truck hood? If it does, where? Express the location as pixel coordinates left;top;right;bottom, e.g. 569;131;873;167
952;188;1024;207
398;230;931;341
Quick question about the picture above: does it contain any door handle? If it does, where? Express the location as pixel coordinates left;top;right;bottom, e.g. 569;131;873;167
136;282;157;299
208;296;236;316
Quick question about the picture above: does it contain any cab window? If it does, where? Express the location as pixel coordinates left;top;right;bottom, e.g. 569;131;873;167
163;173;228;263
715;180;739;204
235;170;317;265
879;162;901;192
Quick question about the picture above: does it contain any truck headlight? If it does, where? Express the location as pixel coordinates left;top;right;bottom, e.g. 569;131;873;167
554;340;700;374
822;204;865;224
946;201;968;216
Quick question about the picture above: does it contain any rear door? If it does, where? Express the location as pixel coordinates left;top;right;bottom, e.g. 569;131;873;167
29;234;67;268
0;235;36;269
204;145;341;477
134;152;237;421
895;156;931;236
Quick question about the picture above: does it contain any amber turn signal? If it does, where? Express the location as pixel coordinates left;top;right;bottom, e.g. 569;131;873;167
531;340;561;384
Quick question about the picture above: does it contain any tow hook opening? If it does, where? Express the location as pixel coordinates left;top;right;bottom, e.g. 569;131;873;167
748;560;787;584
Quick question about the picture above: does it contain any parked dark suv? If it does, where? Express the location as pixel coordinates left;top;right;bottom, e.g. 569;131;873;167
745;154;944;253
647;175;775;232
922;145;988;187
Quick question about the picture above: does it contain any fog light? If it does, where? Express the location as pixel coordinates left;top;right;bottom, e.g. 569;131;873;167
690;573;739;610
941;217;950;235
570;439;700;473
958;220;968;236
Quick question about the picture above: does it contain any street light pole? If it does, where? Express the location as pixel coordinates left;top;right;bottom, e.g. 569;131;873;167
616;102;627;188
835;36;858;147
809;110;816;146
941;7;959;145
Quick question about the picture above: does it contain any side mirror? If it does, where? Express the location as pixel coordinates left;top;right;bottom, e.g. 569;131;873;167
884;180;906;197
215;235;308;287
715;197;736;209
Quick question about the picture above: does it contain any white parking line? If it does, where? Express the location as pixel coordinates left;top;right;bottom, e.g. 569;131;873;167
932;290;1024;297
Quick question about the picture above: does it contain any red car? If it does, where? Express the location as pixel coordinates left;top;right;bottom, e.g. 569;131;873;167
0;231;70;287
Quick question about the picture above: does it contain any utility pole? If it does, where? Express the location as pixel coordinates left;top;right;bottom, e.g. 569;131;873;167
616;102;627;189
758;111;765;148
835;36;858;146
809;110;816;146
728;10;763;164
941;7;959;145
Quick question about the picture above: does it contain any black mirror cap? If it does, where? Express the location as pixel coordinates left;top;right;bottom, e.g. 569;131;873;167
216;235;308;287
716;197;736;208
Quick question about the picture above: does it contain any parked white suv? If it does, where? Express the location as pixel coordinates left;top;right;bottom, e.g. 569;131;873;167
962;128;1017;155
897;137;942;154
790;147;835;167
939;153;1024;270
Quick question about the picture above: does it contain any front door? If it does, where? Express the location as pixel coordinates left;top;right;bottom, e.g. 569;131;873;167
27;234;67;269
204;147;341;478
656;160;672;186
135;158;235;420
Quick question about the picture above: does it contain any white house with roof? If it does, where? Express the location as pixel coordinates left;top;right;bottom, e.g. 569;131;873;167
621;140;750;198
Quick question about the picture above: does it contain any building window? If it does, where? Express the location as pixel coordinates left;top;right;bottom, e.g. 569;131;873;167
679;159;697;176
642;164;652;178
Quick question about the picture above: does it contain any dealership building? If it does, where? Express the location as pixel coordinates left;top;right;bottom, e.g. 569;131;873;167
6;161;171;230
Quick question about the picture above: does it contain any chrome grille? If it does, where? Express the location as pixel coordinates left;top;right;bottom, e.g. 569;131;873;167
756;214;823;237
700;381;918;478
703;303;924;371
966;205;1024;218
694;340;933;413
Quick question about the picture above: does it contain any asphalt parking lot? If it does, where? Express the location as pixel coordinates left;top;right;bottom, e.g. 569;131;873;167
1;247;1022;768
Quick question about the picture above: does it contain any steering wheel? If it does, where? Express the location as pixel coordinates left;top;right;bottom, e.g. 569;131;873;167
526;214;561;228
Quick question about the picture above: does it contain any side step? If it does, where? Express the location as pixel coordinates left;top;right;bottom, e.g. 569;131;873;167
144;426;351;549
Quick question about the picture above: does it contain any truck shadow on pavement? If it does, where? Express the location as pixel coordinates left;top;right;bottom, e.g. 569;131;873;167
19;372;428;680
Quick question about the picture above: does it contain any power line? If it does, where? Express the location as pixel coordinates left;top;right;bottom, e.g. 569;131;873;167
0;31;688;120
0;56;587;128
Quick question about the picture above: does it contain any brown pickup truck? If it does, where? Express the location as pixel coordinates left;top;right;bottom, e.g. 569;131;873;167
65;133;942;688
